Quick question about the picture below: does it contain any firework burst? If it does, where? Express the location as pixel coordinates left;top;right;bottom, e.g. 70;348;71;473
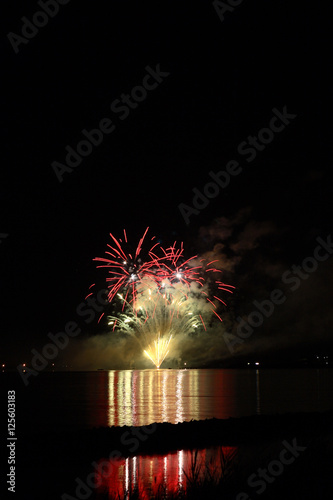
148;243;235;330
91;228;234;368
144;333;172;369
92;228;161;308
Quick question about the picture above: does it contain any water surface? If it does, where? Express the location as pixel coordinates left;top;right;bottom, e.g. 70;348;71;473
95;446;237;499
10;368;333;432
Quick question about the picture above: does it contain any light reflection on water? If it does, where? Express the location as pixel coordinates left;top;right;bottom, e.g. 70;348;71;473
95;446;237;500
107;369;204;427
14;368;333;432
102;367;333;428
256;369;260;415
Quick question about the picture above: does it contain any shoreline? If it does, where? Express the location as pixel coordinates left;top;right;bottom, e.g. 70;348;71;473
16;410;333;500
19;410;333;459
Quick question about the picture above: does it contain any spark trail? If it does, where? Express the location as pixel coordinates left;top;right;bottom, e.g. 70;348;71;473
91;228;234;368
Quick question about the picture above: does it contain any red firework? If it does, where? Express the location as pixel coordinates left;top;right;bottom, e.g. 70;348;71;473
90;229;235;328
145;242;235;329
92;227;161;307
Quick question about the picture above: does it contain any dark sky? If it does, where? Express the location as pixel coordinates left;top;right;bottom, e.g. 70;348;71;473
0;0;331;365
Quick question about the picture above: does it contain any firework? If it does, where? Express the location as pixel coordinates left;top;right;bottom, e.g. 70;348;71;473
106;280;202;368
149;244;235;329
144;333;172;369
92;228;161;308
91;229;234;368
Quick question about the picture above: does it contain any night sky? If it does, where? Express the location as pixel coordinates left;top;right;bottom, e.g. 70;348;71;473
0;0;331;366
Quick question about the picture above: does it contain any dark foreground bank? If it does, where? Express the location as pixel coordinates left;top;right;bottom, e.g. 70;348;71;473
13;411;333;499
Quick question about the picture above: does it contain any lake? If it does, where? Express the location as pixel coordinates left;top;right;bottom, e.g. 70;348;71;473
8;368;333;432
94;446;237;499
4;368;333;499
